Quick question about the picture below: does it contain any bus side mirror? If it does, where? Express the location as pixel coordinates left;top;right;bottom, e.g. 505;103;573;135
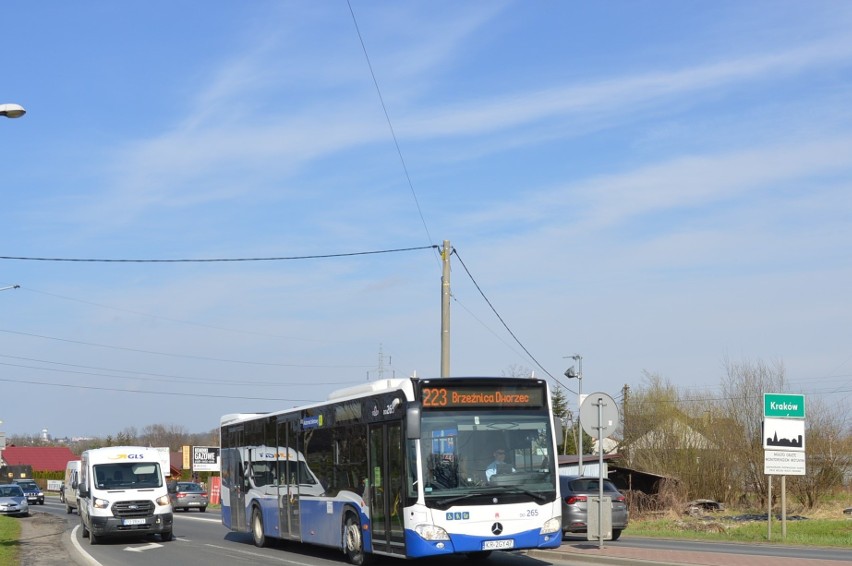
553;415;563;441
406;403;421;440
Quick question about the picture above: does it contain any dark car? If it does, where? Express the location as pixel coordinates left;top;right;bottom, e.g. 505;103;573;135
170;481;209;512
13;479;44;505
559;475;629;540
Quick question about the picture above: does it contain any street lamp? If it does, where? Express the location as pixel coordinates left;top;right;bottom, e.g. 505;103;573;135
564;354;583;475
0;103;26;118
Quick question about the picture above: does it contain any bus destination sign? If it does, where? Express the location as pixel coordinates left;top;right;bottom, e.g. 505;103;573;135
422;384;545;409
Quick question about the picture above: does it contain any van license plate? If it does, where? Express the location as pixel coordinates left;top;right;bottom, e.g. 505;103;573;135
483;539;514;550
123;518;146;526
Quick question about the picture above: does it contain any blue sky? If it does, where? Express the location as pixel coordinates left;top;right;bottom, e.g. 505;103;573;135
2;1;850;438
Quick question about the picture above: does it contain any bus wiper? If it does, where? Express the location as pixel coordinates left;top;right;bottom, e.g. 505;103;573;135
500;487;548;503
432;491;491;509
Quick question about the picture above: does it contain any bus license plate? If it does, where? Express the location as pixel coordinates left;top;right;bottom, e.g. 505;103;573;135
123;518;147;526
483;539;514;550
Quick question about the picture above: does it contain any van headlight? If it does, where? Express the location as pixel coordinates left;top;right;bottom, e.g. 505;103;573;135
93;497;109;509
156;495;171;506
540;517;561;535
414;524;450;540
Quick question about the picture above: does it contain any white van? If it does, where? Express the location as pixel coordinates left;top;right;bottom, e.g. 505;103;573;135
78;446;174;544
63;460;81;514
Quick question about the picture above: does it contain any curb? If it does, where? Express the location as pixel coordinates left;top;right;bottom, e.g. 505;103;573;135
63;524;102;566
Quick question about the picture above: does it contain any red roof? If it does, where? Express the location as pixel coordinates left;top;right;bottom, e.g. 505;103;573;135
2;446;79;472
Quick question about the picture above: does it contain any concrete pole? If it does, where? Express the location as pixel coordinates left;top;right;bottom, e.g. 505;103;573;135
576;355;584;476
440;240;451;378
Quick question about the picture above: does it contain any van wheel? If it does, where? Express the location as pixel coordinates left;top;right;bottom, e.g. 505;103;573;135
251;507;267;547
81;519;89;538
66;504;72;514
89;530;99;545
200;506;207;512
344;514;365;565
612;529;622;541
161;530;174;542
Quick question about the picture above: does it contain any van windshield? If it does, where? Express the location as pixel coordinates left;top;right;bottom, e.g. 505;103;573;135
93;462;162;489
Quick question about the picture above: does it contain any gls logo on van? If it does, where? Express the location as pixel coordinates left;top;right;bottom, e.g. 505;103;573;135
107;453;145;460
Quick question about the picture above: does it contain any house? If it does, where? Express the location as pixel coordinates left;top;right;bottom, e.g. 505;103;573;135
629;418;716;451
1;446;78;478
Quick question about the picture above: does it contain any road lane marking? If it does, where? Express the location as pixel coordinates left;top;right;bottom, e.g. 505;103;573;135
204;543;316;565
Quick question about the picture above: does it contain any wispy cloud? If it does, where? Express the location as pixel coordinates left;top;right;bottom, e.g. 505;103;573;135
398;36;852;139
463;135;852;232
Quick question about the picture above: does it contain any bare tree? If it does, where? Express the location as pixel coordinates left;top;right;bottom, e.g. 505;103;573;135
718;358;787;508
139;423;191;451
501;364;534;378
788;397;849;507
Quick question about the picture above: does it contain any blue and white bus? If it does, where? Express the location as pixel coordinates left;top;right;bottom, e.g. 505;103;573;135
220;376;562;563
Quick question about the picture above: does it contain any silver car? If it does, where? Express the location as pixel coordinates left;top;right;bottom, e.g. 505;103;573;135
0;484;30;517
170;481;209;512
559;475;629;540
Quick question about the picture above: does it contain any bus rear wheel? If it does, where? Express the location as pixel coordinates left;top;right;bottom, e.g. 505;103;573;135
343;514;365;565
252;507;267;547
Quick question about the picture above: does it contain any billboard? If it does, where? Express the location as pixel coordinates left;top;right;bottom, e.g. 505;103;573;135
192;446;220;472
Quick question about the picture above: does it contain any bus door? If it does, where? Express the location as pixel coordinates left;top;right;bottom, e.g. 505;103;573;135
224;433;247;531
368;422;406;555
277;418;300;539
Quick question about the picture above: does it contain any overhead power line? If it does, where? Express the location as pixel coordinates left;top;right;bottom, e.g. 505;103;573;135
0;245;437;263
0;328;373;368
451;247;565;389
347;0;436;254
0;374;320;403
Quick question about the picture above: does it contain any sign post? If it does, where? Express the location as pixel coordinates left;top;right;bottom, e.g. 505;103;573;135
763;393;805;541
580;392;620;549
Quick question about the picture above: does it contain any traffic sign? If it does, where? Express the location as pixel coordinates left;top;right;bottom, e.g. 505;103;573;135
764;393;805;418
580;392;620;439
763;418;805;452
764;450;806;475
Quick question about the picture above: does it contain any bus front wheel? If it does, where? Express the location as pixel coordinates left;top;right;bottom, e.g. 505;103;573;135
252;507;267;547
343;514;365;565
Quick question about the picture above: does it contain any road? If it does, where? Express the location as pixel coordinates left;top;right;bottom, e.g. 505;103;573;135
33;496;852;566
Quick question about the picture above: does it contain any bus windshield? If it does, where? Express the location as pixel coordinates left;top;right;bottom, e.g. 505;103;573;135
419;409;555;507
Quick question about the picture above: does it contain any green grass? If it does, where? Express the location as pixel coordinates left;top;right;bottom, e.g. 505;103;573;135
0;516;21;565
629;514;852;547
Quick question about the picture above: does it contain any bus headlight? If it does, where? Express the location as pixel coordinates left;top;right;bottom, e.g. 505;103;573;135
540;517;561;535
414;524;450;541
93;497;110;509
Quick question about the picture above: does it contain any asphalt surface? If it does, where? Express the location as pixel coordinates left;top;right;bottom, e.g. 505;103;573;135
18;503;847;566
528;539;852;566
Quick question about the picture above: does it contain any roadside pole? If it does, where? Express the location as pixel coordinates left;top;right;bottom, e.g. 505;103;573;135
781;475;786;539
580;392;619;550
767;475;772;540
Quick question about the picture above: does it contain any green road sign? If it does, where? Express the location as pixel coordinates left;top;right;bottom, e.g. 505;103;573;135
764;393;805;418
